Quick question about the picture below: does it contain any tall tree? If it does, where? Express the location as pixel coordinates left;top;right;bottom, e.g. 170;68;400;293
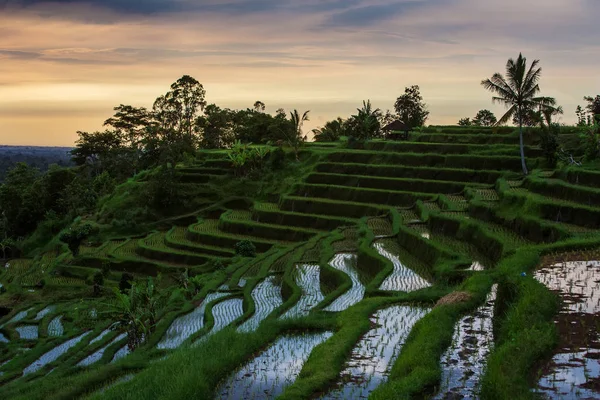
584;95;600;123
312;117;345;142
481;53;551;175
349;100;382;140
472;109;497;126
253;101;266;113
288;109;310;160
458;117;472;126
394;85;429;129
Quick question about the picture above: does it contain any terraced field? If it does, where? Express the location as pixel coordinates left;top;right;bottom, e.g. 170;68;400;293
1;127;600;400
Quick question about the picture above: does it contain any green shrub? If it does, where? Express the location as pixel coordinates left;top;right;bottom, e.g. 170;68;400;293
234;240;256;257
119;272;134;293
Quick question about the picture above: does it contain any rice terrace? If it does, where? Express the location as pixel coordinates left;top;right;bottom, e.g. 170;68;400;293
1;51;600;400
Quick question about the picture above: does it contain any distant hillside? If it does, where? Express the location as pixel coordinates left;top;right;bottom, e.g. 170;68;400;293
0;145;73;181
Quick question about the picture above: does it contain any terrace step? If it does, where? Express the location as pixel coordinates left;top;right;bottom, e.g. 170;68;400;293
178;173;223;184
293;183;435;207
280;195;389;219
111;239;191;269
252;202;356;231
556;168;600;189
398;209;421;224
526;178;600;207
467;216;533;250
326;150;540;172
177;167;229;175
365;141;543;157
186;219;284;253
202;159;232;169
166;227;236;258
475;189;500;201
136;233;216;267
315;162;506;184
410;132;520;145
367;217;394;237
305;173;485;194
219;210;322;242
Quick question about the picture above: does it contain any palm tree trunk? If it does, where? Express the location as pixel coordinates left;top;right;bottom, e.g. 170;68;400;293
519;120;528;175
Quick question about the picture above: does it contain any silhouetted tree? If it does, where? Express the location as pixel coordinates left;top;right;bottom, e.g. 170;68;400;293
472;109;497;126
394;85;429;129
481;53;552;175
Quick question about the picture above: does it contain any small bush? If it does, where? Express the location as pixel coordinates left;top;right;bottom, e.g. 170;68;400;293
235;240;256;257
539;125;560;167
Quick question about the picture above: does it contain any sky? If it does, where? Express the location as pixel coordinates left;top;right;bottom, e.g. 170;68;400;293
0;0;599;146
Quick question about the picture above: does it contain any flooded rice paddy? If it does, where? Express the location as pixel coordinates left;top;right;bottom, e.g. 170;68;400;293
319;306;429;399
24;331;91;375
373;241;431;292
34;306;55;321
47;316;64;336
323;254;365;312
111;345;130;363
89;328;112;345
435;284;497;399
77;333;127;367
238;276;283;333
216;332;333;399
157;291;228;349
534;259;600;398
195;298;244;344
15;325;38;340
280;265;324;319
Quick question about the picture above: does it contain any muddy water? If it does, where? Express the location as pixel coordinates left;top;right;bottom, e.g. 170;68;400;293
24;331;92;375
238;276;283;333
157;291;228;349
373;242;431;292
323;254;365;312
196;298;244;344
280;265;324;319
534;260;600;398
78;333;127;367
434;284;497;399
319;306;429;399
216;332;333;400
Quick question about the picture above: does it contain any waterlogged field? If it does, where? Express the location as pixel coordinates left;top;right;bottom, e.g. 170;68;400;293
238;276;283;333
320;305;430;399
216;332;333;399
196;298;244;344
435;285;497;398
280;265;324;319
373;241;431;292
24;331;91;375
323;253;365;312
77;333;127;367
534;258;600;398
47;316;64;337
157;291;228;349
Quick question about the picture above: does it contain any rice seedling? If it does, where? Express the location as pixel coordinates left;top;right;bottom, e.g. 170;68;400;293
373;241;431;292
533;257;600;397
23;331;92;375
216;332;333;399
157;291;228;349
323;254;365;312
435;285;497;398
320;306;430;398
195;298;244;344
47;316;64;337
238;276;283;333
280;265;324;319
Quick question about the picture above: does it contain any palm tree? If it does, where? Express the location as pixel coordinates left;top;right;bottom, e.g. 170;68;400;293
288;109;310;160
350;100;381;140
481;53;552;175
312;117;344;142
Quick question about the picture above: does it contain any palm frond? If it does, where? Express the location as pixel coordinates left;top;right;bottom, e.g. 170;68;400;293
496;104;517;126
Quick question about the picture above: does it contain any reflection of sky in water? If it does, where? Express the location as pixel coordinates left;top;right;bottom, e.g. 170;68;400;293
34;306;55;321
16;325;39;340
217;332;333;400
48;316;64;336
374;242;431;292
435;285;497;399
280;265;324;319
535;261;600;314
89;328;112;345
324;253;365;312
534;260;600;398
238;276;283;333
1;308;33;328
78;333;127;367
24;331;91;375
320;306;430;399
157;291;227;349
195;298;243;345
